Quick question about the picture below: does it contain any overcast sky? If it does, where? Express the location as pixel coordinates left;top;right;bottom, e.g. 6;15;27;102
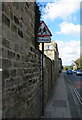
37;0;81;66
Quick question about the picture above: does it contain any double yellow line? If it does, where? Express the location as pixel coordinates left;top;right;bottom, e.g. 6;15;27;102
65;73;82;105
73;87;82;105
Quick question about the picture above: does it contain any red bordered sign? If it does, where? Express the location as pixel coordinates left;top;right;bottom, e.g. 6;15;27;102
37;21;52;37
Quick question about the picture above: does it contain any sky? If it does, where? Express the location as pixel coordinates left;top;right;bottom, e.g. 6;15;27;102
37;0;82;66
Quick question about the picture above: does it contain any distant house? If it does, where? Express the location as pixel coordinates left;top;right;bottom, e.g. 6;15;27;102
73;58;80;70
39;40;59;61
39;40;62;74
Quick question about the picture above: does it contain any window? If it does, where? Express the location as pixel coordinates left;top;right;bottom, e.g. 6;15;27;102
46;45;51;50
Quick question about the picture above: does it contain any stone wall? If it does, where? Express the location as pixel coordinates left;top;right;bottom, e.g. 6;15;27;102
0;2;2;119
2;2;57;118
44;56;52;105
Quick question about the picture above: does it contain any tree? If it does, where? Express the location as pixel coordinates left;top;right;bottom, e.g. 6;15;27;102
69;65;73;70
35;3;41;49
74;58;80;69
80;57;82;69
64;66;68;71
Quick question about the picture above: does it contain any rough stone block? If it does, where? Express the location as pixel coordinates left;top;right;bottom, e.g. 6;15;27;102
2;23;11;42
23;75;28;83
2;59;12;69
16;53;21;60
15;44;21;53
11;22;17;33
2;13;10;27
9;69;16;77
23;68;29;74
18;28;23;38
0;46;2;57
2;69;9;80
8;50;15;59
0;23;2;37
25;6;29;13
2;38;9;48
10;10;13;21
13;61;22;68
0;58;2;68
2;3;10;17
14;15;19;25
16;68;23;76
2;47;8;58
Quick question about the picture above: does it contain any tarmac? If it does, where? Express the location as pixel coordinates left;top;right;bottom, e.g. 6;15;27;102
43;72;81;119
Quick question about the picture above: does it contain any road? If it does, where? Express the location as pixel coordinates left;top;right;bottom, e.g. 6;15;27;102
64;72;82;119
66;72;82;105
44;72;81;119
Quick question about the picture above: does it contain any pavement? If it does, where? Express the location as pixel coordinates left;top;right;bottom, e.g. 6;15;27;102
43;72;81;119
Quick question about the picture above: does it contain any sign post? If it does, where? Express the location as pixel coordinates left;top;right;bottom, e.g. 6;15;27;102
37;21;52;116
42;43;44;116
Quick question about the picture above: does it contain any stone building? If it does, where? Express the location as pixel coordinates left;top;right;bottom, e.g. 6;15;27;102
39;40;58;60
39;40;60;76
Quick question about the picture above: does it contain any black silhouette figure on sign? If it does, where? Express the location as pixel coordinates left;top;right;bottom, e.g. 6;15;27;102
38;27;47;35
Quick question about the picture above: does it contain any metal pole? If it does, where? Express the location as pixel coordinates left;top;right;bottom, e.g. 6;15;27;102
42;43;44;116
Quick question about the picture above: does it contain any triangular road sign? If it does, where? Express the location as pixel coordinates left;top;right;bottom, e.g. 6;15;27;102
37;21;52;37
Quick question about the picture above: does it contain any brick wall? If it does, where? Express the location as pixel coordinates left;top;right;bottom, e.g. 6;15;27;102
2;2;58;118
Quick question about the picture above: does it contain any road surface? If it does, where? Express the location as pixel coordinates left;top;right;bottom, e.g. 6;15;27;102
66;72;82;105
65;72;82;119
44;72;81;119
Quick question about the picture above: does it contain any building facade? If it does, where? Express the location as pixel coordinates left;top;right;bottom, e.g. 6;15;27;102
39;40;61;76
39;40;59;60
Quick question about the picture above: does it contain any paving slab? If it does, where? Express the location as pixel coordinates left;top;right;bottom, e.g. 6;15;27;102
44;72;71;118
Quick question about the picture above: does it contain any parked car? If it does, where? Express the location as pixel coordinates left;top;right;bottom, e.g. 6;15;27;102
73;70;77;74
67;70;73;74
76;70;82;76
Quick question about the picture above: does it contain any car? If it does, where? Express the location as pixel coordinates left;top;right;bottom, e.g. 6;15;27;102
76;70;82;76
67;70;73;74
73;70;77;74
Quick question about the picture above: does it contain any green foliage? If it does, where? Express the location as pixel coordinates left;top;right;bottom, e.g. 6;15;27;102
35;3;41;49
69;65;74;70
63;66;68;71
63;65;73;71
35;2;47;49
80;57;82;69
74;58;81;69
69;58;82;69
